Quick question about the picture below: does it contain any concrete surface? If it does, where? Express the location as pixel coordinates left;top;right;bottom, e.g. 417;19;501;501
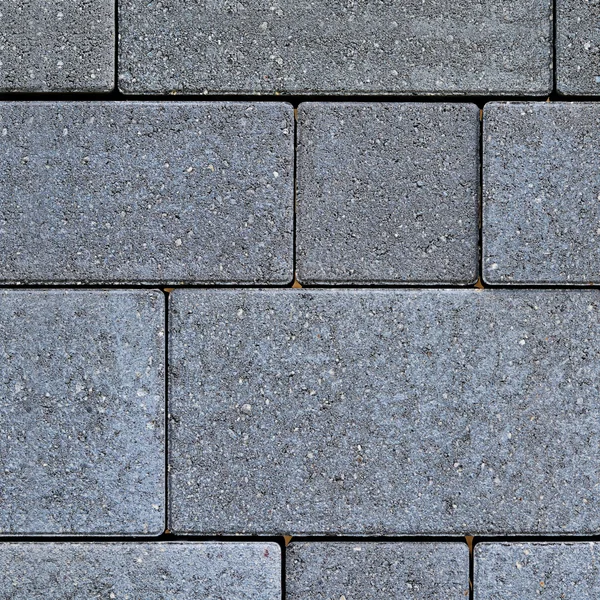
119;0;552;95
0;542;281;599
168;288;600;535
297;102;479;285
0;0;114;92
484;102;600;284
287;542;469;599
475;542;600;599
0;290;165;536
0;101;294;284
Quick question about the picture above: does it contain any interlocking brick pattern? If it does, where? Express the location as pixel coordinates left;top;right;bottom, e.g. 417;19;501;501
0;0;598;597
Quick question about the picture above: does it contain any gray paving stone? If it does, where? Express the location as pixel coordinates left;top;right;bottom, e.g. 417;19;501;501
483;102;600;284
287;542;469;599
297;103;479;285
0;290;164;535
119;0;552;96
168;289;600;536
0;101;293;285
0;0;114;93
474;543;600;599
0;542;280;599
557;0;600;95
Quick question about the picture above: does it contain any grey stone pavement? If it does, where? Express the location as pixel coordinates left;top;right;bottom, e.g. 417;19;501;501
118;0;553;95
557;0;600;95
0;0;115;93
0;290;165;536
475;543;600;599
483;102;600;284
0;542;281;599
287;542;469;599
0;0;599;598
168;289;600;536
297;102;479;285
0;102;294;285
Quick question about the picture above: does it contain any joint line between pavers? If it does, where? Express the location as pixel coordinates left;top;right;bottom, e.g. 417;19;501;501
0;91;594;103
163;289;169;536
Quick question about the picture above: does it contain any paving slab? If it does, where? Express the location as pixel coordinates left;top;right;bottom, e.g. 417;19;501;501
287;542;469;599
483;102;600;284
297;102;479;285
475;543;600;599
0;290;165;535
168;289;600;535
119;0;552;95
557;0;600;95
0;101;293;285
0;542;280;599
0;0;114;92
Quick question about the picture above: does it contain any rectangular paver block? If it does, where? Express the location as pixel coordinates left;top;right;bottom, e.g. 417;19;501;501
287;542;469;599
297;103;479;285
483;102;600;284
119;0;552;95
0;102;293;285
0;542;280;599
0;291;164;535
475;543;600;599
169;289;600;536
557;0;600;95
0;0;114;92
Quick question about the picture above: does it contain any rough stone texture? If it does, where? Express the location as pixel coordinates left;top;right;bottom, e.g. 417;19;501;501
0;290;165;536
483;102;600;284
169;289;600;535
0;101;293;285
0;543;280;599
287;542;469;599
297;103;479;285
119;0;552;96
475;543;600;599
0;0;114;93
557;0;600;95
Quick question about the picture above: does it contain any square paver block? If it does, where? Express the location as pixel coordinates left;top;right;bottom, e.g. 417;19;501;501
557;0;600;95
287;542;469;599
297;103;479;285
0;0;114;92
0;290;164;535
484;102;600;284
475;543;600;599
0;542;280;599
169;289;600;536
0;101;293;285
119;0;552;95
